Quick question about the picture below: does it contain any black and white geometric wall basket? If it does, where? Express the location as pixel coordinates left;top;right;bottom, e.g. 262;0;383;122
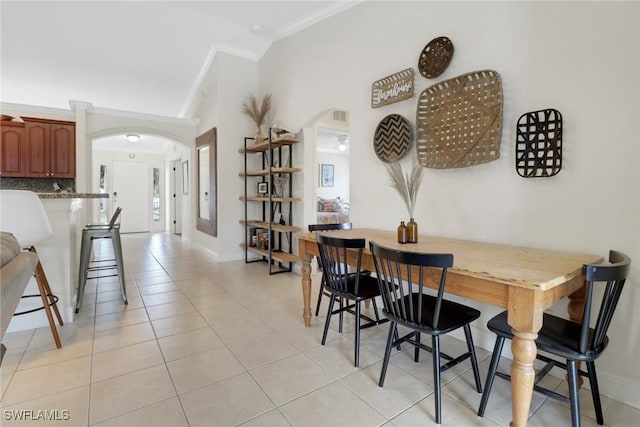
373;114;413;163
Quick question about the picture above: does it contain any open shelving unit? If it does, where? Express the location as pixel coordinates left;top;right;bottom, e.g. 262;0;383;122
239;131;301;274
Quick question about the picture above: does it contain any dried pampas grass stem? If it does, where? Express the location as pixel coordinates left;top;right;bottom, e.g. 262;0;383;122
384;156;424;218
242;93;272;130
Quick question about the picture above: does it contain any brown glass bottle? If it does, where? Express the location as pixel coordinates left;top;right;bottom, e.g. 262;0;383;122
397;221;408;244
407;218;418;243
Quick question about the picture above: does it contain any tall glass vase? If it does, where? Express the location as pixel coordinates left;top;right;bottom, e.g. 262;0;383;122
407;218;418;243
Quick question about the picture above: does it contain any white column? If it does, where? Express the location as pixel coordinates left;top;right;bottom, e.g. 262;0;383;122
69;101;92;193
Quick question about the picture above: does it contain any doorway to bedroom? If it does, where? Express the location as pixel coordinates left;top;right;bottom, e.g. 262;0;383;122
314;109;350;225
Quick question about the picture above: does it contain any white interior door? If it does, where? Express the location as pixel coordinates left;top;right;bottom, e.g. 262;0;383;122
113;161;150;233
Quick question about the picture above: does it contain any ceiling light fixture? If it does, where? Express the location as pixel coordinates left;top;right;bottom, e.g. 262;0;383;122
126;134;140;143
337;134;348;151
250;23;264;34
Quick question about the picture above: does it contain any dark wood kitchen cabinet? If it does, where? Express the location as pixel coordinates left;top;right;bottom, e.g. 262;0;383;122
0;121;26;177
22;117;76;178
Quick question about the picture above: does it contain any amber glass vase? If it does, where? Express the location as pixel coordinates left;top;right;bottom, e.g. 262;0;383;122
407;218;418;243
397;221;408;244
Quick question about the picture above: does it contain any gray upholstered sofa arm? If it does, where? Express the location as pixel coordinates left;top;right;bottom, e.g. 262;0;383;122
1;232;38;356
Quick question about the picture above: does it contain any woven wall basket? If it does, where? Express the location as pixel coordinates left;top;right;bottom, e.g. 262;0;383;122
373;114;412;163
418;36;454;79
416;70;503;169
515;108;563;178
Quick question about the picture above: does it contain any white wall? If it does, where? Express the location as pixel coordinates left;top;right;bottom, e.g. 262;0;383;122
258;1;640;408
189;52;258;261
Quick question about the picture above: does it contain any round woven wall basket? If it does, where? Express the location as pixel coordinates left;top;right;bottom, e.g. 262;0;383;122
418;36;454;79
373;114;412;163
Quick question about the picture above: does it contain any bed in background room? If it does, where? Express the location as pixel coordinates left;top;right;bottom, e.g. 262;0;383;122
316;197;350;224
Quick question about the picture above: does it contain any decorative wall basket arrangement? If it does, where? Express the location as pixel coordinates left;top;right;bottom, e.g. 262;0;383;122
416;69;503;169
371;68;415;108
515;108;563;178
418;36;454;79
373;114;413;163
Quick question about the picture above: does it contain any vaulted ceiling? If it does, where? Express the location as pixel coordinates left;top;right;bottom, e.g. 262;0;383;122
1;1;360;118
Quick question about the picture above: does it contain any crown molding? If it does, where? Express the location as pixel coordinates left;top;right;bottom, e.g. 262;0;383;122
90;105;198;126
274;1;365;43
1;102;75;120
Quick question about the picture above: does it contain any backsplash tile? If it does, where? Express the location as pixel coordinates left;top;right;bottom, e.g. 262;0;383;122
0;177;75;192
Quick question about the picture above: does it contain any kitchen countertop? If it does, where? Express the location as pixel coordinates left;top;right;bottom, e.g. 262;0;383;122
37;193;109;199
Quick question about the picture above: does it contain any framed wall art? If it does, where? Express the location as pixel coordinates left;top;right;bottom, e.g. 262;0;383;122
257;181;268;194
320;164;334;187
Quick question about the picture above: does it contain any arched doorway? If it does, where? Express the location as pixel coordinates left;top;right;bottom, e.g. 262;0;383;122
90;132;188;234
302;108;350;229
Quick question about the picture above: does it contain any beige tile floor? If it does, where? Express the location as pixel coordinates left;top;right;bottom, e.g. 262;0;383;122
1;232;638;426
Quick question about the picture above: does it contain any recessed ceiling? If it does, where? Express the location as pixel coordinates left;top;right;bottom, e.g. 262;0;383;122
0;1;361;118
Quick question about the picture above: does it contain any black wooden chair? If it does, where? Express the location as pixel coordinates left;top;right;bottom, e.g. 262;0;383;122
308;222;353;316
477;250;631;427
316;234;387;367
369;241;483;425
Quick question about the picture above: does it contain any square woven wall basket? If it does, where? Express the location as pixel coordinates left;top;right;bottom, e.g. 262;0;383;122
416;70;503;169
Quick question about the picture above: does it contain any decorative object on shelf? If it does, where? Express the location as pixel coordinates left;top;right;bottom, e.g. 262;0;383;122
397;221;408;244
418;36;454;79
257;181;268;195
416;69;503;169
270;122;300;141
320;164;334;187
374;114;413;163
407;217;418;243
272;174;289;197
242;93;272;144
516;108;563;178
384;156;425;223
371;68;415;108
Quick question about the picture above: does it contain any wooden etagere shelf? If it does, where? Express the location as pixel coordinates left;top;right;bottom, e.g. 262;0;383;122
240;130;301;274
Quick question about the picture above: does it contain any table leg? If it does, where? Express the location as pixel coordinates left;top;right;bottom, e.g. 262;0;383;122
301;253;312;327
510;329;538;427
508;289;543;427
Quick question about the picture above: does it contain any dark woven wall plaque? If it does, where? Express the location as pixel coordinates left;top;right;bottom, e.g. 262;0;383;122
418;36;454;79
515;109;563;178
373;114;412;163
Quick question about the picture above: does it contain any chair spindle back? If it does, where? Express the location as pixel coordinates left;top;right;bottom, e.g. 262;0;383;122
316;235;365;296
579;250;630;354
370;241;453;329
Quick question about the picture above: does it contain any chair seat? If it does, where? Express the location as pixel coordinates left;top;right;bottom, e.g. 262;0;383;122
388;294;481;335
487;311;608;361
330;273;381;300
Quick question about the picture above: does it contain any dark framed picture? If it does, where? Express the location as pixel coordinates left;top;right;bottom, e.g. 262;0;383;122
320;164;334;187
257;181;268;194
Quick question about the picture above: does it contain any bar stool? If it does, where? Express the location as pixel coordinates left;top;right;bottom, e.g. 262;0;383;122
0;190;64;348
75;207;127;313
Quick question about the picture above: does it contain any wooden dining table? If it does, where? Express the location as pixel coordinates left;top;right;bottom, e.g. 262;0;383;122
296;228;602;427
